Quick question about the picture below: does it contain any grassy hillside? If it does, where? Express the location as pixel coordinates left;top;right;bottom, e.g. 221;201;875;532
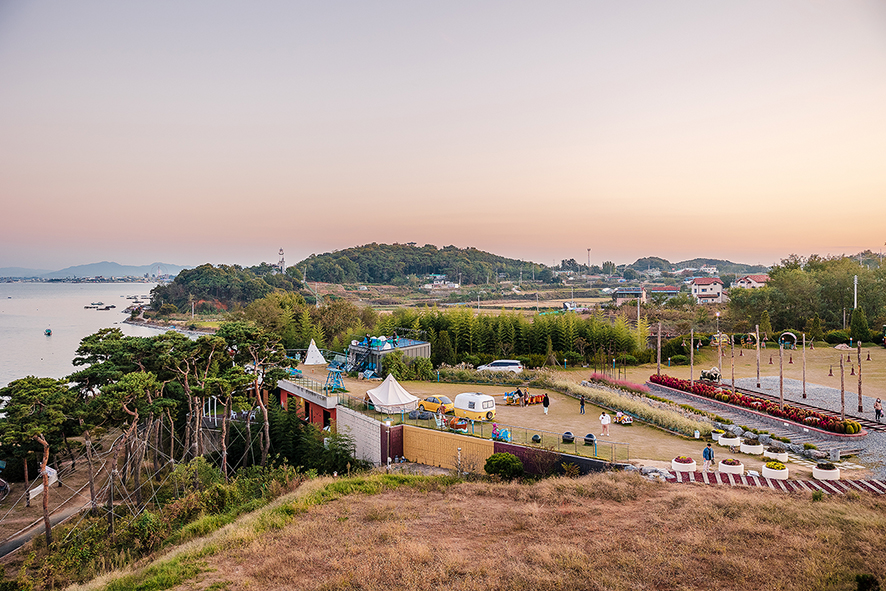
69;471;884;591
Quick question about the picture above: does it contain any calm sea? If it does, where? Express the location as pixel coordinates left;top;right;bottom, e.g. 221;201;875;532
0;282;166;388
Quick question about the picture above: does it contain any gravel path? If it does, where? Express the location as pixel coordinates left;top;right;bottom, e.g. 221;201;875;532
736;377;886;479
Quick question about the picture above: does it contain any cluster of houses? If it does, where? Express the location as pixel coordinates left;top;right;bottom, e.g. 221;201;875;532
613;274;770;306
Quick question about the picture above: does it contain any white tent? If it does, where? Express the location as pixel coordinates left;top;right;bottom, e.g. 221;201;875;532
366;374;419;414
304;339;327;365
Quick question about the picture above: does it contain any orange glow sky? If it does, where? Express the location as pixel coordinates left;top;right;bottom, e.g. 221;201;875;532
1;1;885;270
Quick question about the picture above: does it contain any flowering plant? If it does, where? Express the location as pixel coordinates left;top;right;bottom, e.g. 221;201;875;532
720;458;741;466
816;462;837;471
766;446;782;453
742;439;761;446
673;456;694;464
650;374;862;434
765;461;786;470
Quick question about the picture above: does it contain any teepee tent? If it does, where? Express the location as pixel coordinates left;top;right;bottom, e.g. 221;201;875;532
303;339;327;365
366;374;419;414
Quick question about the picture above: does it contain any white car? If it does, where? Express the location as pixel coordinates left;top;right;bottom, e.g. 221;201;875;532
477;359;523;374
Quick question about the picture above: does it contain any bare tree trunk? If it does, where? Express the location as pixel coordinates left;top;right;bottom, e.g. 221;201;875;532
152;416;161;474
165;408;176;465
80;421;97;514
35;436;52;546
221;396;231;482
24;457;30;508
183;398;193;461
239;404;256;468
257;387;270;467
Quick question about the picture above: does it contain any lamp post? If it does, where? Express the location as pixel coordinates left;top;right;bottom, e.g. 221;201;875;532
385;420;391;467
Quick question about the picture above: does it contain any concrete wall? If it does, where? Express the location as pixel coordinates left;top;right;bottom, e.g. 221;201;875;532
336;406;382;466
402;425;494;472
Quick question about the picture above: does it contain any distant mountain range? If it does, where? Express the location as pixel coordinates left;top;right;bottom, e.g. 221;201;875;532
0;262;191;279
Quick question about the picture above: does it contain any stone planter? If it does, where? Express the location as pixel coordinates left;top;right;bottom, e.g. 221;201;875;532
740;442;765;455
719;460;744;475
813;466;840;481
718;436;740;448
763;450;789;463
672;459;697;472
762;465;789;480
712;431;724;442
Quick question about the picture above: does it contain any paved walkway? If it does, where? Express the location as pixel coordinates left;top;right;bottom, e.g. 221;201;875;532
665;470;886;495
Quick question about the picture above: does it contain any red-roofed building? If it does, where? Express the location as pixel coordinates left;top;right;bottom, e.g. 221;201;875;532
690;277;726;304
734;274;770;289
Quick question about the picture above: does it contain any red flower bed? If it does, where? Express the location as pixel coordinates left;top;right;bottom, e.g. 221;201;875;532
649;374;862;434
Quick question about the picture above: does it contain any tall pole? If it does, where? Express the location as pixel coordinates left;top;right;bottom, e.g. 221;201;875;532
779;343;784;410
716;312;722;371
858;342;863;412
730;334;735;395
854;274;858;309
802;333;807;399
840;355;845;420
656;321;662;376
755;324;761;389
690;328;694;386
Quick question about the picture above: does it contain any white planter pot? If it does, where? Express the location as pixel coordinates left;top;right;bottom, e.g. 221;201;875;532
718;436;740;448
813;466;840;481
762;466;789;480
763;450;789;462
740;443;764;455
712;432;723;442
719;461;744;475
672;459;697;472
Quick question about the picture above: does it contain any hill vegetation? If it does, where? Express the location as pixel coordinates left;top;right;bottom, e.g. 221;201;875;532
296;243;545;285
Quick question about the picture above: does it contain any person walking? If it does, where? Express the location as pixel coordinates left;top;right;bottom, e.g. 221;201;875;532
579;395;585;415
875;398;883;422
600;412;611;436
542;393;550;415
702;443;714;472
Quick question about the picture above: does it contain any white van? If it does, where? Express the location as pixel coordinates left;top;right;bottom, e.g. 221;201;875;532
477;359;523;374
453;392;496;421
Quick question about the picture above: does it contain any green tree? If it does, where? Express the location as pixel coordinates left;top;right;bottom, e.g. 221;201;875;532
759;310;773;341
850;307;871;343
433;331;456;367
0;377;73;545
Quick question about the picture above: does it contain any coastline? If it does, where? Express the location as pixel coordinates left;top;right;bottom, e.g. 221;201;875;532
122;318;216;338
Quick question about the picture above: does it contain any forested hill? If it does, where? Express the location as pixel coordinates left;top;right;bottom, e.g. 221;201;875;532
627;257;768;275
296;243;543;285
151;263;301;311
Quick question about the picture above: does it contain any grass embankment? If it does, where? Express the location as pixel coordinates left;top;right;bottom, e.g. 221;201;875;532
73;471;885;591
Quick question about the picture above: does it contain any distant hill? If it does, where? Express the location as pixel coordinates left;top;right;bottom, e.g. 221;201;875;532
40;261;191;279
0;267;52;278
627;257;768;275
296;243;547;285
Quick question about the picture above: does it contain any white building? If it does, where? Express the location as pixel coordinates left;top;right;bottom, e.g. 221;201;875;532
734;274;770;289
690;277;727;304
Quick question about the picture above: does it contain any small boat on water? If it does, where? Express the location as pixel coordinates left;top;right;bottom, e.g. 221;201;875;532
90;301;104;306
44;328;52;336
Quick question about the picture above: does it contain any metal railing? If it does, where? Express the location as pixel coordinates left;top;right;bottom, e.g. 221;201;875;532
285;375;336;397
337;394;629;463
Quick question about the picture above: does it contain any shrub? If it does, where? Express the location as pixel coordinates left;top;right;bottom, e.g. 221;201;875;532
742;439;761;446
817;462;837;471
824;330;850;344
766;446;782;453
804;443;818;450
670;354;689;365
616;354;639;366
484;453;524;480
721;458;741;466
765;461;786;470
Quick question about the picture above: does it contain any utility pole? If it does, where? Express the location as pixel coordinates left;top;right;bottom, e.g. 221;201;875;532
802;333;807;399
656;321;662;376
755;324;761;388
858;342;863;412
840;354;845;420
730;334;735;395
854;275;858;309
779;342;784;410
690;328;694;386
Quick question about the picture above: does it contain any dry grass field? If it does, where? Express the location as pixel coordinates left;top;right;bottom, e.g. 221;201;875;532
104;472;886;591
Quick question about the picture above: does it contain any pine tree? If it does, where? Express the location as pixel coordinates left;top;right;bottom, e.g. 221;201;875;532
759;310;772;341
850;307;871;343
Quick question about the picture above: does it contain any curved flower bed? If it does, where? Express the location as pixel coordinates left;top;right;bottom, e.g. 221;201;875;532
650;374;862;434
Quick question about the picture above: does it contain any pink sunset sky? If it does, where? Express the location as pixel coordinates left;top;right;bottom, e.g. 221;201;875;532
1;1;884;271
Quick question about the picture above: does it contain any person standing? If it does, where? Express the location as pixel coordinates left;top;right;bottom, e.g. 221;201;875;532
542;393;550;415
579;395;585;415
702;443;714;472
875;398;883;422
600;412;611;436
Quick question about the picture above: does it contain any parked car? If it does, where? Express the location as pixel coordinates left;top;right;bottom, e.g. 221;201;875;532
418;395;453;414
477;359;523;373
453;392;496;421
